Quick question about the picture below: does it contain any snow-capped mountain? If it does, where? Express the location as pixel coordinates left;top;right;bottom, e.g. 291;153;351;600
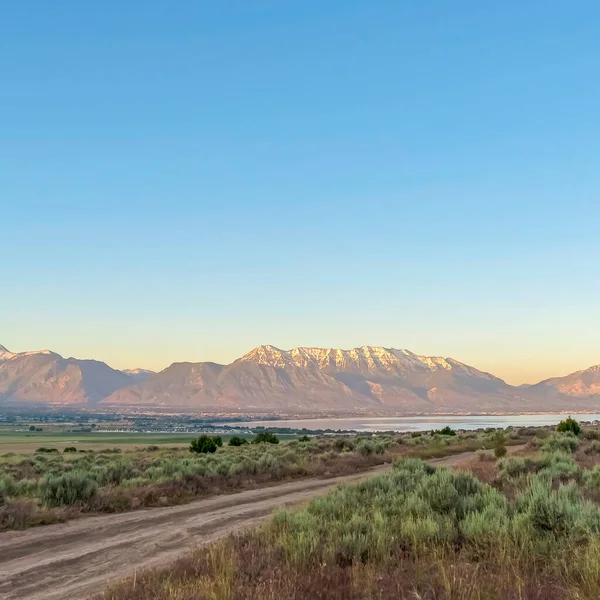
3;343;599;414
122;368;156;383
104;345;523;413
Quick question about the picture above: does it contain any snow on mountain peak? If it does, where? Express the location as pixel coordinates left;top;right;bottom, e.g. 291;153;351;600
239;344;482;376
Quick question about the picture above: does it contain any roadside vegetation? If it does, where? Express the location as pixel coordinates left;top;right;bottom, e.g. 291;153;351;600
102;420;600;600
0;426;532;531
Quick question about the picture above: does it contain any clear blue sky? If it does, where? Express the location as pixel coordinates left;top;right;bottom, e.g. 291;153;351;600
1;1;599;384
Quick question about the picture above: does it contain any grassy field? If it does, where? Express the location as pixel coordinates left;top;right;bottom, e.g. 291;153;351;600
102;425;600;600
0;431;270;453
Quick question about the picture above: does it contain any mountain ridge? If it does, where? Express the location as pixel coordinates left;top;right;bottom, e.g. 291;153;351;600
1;343;599;414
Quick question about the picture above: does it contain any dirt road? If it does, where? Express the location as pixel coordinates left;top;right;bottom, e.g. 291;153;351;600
0;447;522;600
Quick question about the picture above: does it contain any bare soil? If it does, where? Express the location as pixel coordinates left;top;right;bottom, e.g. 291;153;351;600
0;446;524;600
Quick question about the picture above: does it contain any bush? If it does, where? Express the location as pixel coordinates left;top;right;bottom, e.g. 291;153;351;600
431;426;456;437
213;437;223;448
357;440;375;456
63;447;77;453
494;445;507;459
189;436;219;454
0;476;17;505
585;466;600;490
298;435;311;442
585;440;600;455
228;436;248;447
253;432;279;445
543;433;579;454
515;477;586;538
333;438;355;452
557;417;581;436
35;447;59;454
39;472;98;507
411;432;422;439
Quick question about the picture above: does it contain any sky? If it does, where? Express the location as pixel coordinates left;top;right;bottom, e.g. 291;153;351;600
1;1;599;385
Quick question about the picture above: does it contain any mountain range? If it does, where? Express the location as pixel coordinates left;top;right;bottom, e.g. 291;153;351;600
1;343;599;414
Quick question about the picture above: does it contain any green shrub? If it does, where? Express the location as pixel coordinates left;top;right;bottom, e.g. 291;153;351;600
333;438;355;452
298;435;311;442
63;447;77;453
411;432;422;439
542;433;579;454
0;476;17;505
557;417;581;436
515;477;582;538
497;457;535;479
228;436;248;447
494;444;507;459
35;447;59;454
253;432;279;445
585;466;600;491
101;460;134;486
213;437;223;447
39;472;98;507
537;452;581;481
431;426;456;437
189;436;219;454
356;440;375;456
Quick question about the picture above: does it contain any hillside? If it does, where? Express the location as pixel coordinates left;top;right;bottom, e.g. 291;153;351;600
526;364;600;399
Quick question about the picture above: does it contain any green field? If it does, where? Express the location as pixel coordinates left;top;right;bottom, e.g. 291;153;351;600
0;431;272;453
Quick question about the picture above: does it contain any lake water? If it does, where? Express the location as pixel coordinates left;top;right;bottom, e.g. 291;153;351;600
228;413;600;433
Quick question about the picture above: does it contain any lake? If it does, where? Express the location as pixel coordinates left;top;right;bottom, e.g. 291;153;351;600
228;413;600;433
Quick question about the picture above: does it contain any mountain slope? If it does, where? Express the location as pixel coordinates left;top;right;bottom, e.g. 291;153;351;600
102;345;525;413
107;362;224;408
0;345;134;405
528;365;600;398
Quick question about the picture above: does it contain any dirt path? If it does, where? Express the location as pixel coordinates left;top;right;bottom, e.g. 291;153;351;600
0;446;523;600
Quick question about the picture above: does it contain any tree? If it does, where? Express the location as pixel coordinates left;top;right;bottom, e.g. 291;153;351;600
431;426;456;437
189;435;218;454
252;431;279;444
298;435;311;442
213;436;223;447
29;426;36;432
557;417;581;436
228;436;248;447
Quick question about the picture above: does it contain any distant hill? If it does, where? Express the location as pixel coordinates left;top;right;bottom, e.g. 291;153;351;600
2;343;599;414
